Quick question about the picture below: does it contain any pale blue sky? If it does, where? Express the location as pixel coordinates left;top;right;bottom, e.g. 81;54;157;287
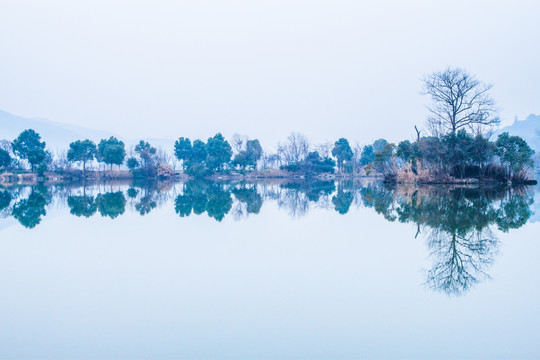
1;0;539;147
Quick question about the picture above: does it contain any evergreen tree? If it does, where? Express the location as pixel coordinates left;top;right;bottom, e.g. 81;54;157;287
12;129;47;171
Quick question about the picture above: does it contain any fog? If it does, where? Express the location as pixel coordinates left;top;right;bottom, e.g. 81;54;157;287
1;0;539;147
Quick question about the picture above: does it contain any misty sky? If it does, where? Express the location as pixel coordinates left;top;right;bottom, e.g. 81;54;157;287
1;0;539;148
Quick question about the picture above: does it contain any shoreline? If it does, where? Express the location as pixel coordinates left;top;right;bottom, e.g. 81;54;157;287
0;170;536;187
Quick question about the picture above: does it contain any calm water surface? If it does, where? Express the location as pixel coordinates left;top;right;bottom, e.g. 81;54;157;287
0;180;539;359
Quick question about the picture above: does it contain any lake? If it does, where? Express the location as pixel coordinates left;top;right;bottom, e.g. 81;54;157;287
1;180;539;359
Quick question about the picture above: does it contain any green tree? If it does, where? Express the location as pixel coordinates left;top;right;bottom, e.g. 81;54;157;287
0;148;11;171
245;139;262;169
396;140;414;163
97;137;126;170
442;129;474;178
372;139;388;153
67;139;97;177
206;133;232;171
174;137;192;170
12;129;47;171
373;143;396;176
496;132;535;180
360;145;375;165
134;140;158;177
233;139;263;170
470;135;496;170
332;138;353;172
126;157;139;171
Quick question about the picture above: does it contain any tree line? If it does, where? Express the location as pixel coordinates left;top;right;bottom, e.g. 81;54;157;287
0;68;536;183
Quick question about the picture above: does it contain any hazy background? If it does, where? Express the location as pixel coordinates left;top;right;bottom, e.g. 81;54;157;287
1;0;539;147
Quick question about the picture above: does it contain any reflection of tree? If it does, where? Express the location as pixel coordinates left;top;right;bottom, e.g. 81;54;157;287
96;192;126;219
0;190;11;212
360;184;398;221
232;187;263;216
11;187;50;229
496;188;534;232
67;195;97;218
127;188;139;199
424;227;498;296
332;190;353;215
135;189;157;216
360;184;533;296
206;186;233;221
278;181;335;217
174;181;232;222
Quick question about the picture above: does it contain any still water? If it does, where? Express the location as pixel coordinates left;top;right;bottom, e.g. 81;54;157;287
0;180;539;359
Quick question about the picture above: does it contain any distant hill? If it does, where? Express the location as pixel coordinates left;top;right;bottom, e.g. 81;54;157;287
497;114;540;151
496;114;540;170
0;109;117;150
0;109;175;152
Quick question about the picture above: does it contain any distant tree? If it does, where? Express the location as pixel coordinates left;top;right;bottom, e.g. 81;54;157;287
496;132;535;180
470;135;496;171
233;139;262;170
332;138;353;172
230;133;248;154
360;145;375;166
281;151;335;175
97;137;126;171
134;141;156;167
245;139;262;168
174;137;192;170
442;129;475;178
0;148;11;171
373;143;396;177
279;132;310;166
191;140;208;163
67;139;97;177
372;139;388;153
423;67;499;136
315;141;334;159
183;139;209;177
396;140;414;163
126;157;139;171
12;129;47;171
134;140;158;177
206;133;232;171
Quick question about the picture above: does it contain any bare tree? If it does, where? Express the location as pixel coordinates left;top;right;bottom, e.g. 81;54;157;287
231;133;248;154
422;67;499;136
315;141;333;158
279;132;310;165
352;142;363;174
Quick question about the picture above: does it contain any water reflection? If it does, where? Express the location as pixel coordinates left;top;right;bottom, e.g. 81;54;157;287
360;184;534;295
0;180;536;296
